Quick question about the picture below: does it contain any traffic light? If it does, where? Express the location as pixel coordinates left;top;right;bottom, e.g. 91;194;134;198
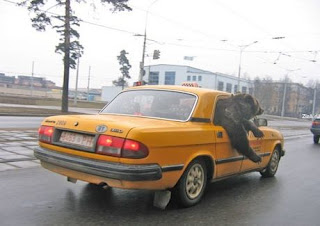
153;50;160;60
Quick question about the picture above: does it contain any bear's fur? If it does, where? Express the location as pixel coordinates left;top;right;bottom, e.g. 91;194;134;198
214;93;264;163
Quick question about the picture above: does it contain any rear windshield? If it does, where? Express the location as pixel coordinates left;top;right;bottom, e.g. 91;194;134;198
100;90;197;121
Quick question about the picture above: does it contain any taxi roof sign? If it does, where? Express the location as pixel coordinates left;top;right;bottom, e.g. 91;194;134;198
181;82;199;87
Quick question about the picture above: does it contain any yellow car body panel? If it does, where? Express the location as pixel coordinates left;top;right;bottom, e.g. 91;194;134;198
34;85;284;191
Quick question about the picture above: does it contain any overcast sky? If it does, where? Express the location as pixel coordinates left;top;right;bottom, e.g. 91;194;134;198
1;0;320;89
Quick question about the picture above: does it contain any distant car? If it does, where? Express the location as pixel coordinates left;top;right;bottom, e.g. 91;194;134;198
310;117;320;143
34;85;285;208
68;93;75;99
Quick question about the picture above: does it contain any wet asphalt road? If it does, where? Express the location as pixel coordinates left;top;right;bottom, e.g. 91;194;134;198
1;136;320;226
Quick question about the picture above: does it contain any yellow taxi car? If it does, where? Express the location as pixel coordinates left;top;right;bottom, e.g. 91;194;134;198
34;85;285;208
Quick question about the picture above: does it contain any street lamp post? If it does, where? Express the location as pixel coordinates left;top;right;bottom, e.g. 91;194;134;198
74;55;80;105
281;68;300;117
237;41;258;92
139;28;147;82
312;83;318;116
138;0;159;82
281;82;288;117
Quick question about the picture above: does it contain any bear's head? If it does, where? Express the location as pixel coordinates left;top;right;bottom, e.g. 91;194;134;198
232;93;263;120
224;93;263;122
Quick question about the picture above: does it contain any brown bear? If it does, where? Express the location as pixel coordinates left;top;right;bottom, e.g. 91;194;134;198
214;93;264;163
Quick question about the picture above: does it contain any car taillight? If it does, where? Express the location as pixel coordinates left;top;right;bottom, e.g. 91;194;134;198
38;126;54;143
96;135;124;157
312;121;320;126
122;139;148;159
96;135;149;159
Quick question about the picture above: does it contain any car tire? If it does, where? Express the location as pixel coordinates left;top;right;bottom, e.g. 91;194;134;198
313;135;319;144
260;147;280;178
173;159;207;207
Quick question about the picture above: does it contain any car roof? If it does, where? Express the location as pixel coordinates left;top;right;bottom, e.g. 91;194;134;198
126;85;229;96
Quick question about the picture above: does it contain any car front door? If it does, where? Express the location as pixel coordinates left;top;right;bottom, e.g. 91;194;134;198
240;132;264;172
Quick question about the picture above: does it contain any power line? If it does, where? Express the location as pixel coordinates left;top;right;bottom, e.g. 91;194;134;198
129;3;227;42
3;0;319;55
2;0;320;70
81;20;137;36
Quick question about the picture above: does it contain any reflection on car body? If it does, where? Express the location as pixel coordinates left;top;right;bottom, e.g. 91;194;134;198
34;85;285;208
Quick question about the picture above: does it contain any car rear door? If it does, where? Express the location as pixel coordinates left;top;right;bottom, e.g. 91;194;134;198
214;126;242;177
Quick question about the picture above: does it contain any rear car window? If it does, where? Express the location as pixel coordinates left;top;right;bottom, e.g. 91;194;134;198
100;90;197;121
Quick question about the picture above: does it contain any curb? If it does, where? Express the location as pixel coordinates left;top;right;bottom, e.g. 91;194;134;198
284;134;310;140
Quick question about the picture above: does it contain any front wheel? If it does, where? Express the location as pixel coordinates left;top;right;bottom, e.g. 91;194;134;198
314;135;319;144
260;147;280;178
173;159;207;208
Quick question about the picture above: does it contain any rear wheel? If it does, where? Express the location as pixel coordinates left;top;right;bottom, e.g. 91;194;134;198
173;159;207;207
260;147;280;178
313;135;319;144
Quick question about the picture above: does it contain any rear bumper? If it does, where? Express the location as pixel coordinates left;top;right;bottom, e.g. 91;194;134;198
34;147;162;181
310;128;320;135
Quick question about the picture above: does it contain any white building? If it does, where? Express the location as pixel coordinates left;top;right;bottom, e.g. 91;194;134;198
101;86;123;103
101;64;254;102
144;64;254;94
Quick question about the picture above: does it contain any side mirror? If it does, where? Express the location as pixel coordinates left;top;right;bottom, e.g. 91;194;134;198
254;118;268;127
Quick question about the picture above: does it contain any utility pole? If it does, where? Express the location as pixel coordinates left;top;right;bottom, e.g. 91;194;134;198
139;29;147;82
222;37;284;93
138;0;158;82
312;83;317;116
281;82;287;117
237;41;258;92
280;69;300;117
87;66;91;101
74;56;80;105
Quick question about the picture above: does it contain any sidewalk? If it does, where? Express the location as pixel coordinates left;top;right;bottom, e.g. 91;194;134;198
0;104;101;172
0;129;39;172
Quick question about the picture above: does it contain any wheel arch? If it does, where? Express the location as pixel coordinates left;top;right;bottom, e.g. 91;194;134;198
274;142;284;159
184;154;215;181
268;140;284;158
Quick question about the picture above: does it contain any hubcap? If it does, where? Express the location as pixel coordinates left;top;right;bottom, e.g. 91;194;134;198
269;150;279;173
185;163;204;199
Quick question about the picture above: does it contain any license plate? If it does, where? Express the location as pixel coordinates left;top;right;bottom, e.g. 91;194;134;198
59;131;95;148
